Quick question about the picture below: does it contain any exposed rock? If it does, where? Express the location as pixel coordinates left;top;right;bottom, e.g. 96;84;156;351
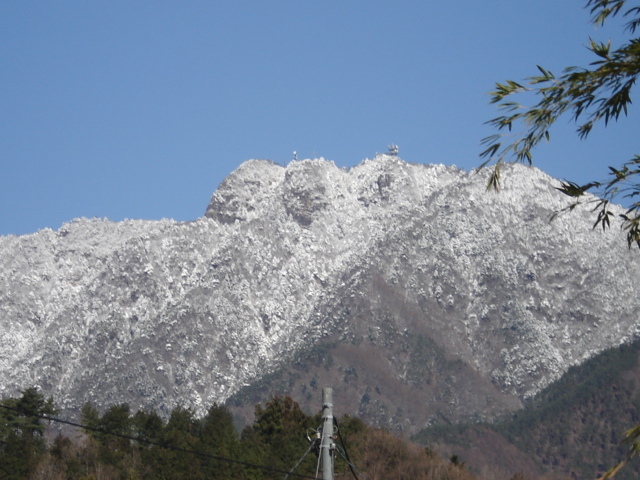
1;155;639;433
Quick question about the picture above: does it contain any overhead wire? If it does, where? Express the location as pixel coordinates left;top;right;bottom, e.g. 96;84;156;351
283;440;318;480
0;403;317;480
333;417;366;480
335;445;368;480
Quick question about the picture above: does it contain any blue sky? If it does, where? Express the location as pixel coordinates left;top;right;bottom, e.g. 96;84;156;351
1;1;637;236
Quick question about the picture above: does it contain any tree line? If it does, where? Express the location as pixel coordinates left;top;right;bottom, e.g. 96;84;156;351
1;388;474;480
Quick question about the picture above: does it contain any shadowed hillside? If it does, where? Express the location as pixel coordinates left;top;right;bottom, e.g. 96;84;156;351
413;340;640;480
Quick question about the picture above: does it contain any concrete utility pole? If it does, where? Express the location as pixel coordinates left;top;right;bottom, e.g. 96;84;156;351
320;388;335;480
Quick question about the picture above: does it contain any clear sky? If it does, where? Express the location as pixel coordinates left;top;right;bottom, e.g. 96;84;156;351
1;1;637;236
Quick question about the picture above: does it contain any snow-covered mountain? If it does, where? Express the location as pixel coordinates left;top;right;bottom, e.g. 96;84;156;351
1;155;639;432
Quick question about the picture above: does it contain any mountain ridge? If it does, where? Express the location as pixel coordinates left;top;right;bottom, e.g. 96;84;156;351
1;155;638;435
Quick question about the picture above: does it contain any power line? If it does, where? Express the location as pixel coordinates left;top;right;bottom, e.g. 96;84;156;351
334;417;366;480
283;440;318;480
335;446;368;480
0;403;317;480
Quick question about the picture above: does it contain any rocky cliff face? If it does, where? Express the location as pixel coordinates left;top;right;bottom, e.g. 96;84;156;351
1;155;638;432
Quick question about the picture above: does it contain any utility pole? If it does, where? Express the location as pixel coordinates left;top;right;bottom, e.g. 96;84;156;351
320;388;335;480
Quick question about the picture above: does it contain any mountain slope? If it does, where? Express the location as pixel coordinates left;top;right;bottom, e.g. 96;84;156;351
1;155;638;434
414;340;640;480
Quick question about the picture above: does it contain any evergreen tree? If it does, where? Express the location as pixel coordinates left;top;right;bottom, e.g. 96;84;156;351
0;388;57;480
250;396;319;479
198;403;242;479
159;406;204;480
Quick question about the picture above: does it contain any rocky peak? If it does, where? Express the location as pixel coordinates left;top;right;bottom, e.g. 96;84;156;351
205;159;285;224
1;155;639;433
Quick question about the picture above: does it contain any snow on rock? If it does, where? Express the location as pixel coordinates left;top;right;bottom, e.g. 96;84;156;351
1;155;639;421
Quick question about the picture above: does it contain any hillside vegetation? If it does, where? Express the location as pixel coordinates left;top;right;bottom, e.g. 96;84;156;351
1;391;474;480
414;340;640;480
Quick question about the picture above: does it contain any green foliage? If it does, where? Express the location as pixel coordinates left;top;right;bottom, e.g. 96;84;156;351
81;401;100;429
132;409;164;444
414;340;640;480
251;395;320;478
0;390;477;480
481;0;640;247
99;403;133;468
499;341;640;480
0;387;57;480
158;406;203;480
199;404;243;479
334;414;368;439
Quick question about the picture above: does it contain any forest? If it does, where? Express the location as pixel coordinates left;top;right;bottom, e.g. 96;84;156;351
5;340;640;480
0;389;474;480
413;340;640;480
